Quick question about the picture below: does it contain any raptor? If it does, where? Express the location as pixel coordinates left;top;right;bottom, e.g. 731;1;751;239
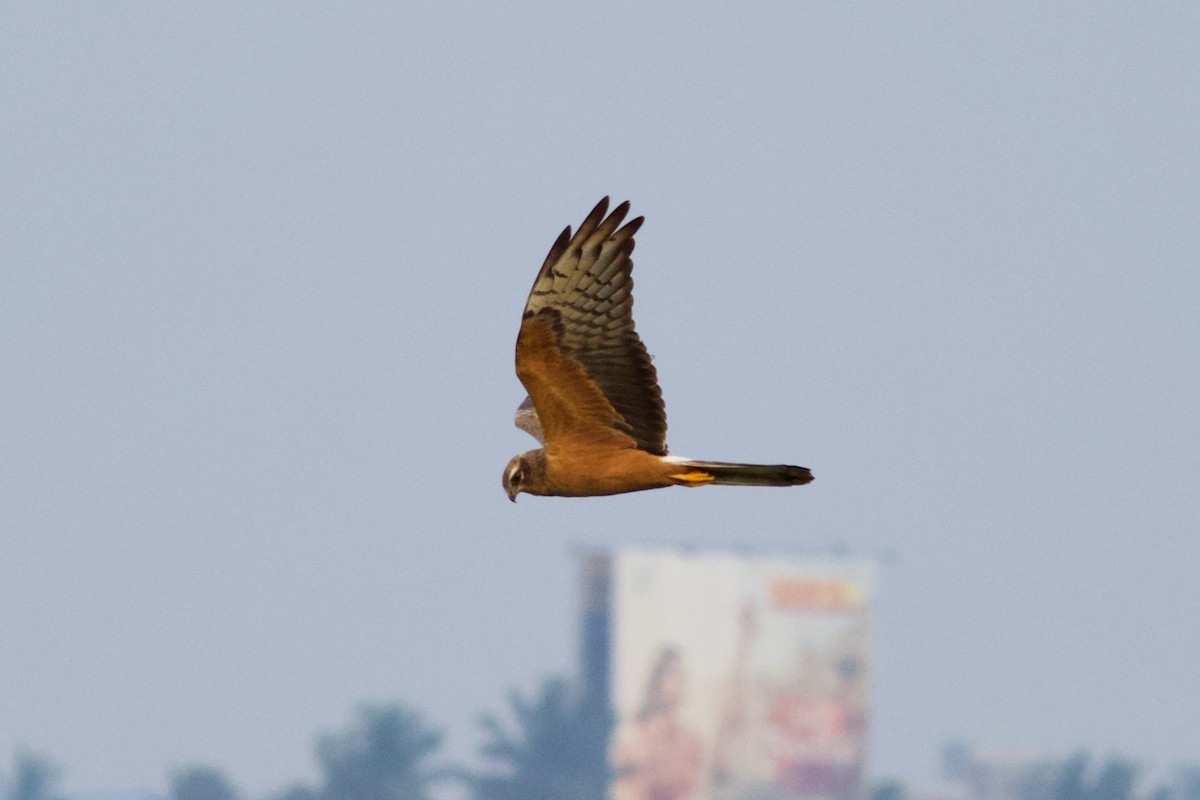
503;198;813;501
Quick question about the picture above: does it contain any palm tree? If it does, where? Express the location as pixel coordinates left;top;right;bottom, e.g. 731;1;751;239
470;677;611;800
317;703;447;800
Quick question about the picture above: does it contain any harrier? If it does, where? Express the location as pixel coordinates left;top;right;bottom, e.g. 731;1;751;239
503;198;814;501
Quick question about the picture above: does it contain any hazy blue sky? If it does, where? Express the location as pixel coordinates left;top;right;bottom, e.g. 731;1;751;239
3;3;1197;795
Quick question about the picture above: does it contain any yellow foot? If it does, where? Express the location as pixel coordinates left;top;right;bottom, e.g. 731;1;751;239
670;471;715;487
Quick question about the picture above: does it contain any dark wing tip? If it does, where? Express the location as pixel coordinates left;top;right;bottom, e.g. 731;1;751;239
540;225;573;273
611;214;644;250
579;197;611;237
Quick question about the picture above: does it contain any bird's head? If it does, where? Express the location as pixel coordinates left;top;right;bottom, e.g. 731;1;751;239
503;450;547;502
503;454;528;502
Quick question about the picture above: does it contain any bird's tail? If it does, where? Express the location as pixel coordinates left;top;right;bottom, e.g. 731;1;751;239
669;460;814;488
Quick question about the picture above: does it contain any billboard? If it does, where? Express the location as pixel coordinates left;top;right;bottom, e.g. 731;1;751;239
608;549;875;800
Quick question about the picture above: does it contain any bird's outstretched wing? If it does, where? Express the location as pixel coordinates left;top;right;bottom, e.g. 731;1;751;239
514;198;668;455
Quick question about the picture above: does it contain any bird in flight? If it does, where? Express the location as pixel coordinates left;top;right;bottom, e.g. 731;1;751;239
503;198;814;501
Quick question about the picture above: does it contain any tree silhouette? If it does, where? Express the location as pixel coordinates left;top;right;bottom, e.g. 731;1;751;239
316;703;446;800
470;677;611;800
1054;753;1091;800
268;786;322;800
1091;759;1137;800
4;752;64;800
871;779;907;800
169;766;240;800
1023;753;1141;800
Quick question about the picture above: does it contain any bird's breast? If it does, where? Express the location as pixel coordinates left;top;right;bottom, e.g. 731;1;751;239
541;447;675;497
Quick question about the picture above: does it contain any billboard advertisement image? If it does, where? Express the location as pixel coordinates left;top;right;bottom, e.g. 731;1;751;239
609;549;875;800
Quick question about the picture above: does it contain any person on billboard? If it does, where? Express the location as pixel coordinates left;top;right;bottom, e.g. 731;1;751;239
709;603;757;793
613;645;705;800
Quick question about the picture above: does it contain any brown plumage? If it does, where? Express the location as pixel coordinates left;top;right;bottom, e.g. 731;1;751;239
503;198;814;501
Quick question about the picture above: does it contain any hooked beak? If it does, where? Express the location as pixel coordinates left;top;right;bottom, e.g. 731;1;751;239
506;486;518;503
